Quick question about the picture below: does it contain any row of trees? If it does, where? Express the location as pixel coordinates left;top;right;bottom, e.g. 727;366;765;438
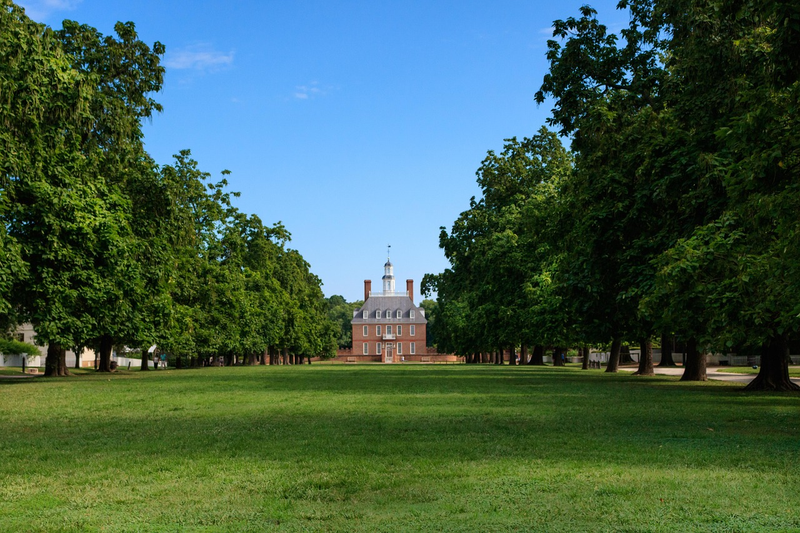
423;0;800;391
0;2;337;376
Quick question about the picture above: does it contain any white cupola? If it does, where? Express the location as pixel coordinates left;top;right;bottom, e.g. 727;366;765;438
382;254;395;293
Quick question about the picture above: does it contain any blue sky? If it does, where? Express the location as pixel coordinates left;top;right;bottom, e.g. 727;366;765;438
19;0;628;303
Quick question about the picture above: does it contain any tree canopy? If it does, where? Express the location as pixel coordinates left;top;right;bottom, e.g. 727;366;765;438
426;0;800;390
0;1;336;374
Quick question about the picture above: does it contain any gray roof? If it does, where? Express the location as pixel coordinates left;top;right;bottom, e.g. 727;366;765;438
352;294;427;324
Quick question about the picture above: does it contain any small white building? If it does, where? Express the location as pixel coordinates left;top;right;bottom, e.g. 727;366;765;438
0;323;96;368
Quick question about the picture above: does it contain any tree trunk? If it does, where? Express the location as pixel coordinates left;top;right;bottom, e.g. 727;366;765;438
508;346;516;366
744;334;800;391
528;345;544;365
552;347;564;367
680;338;706;381
175;355;182;369
44;343;70;377
582;346;590;370
606;337;622;373
97;335;113;373
520;345;528;365
635;337;654;376
497;350;504;365
74;346;81;369
281;348;288;365
658;333;676;367
619;344;634;365
261;349;268;365
140;347;150;371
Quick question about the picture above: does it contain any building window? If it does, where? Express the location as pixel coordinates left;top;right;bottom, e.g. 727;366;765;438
376;310;381;319
363;310;368;319
397;343;402;355
397;310;402;318
410;342;416;354
387;325;392;335
397;325;402;336
410;309;415;319
363;325;368;337
410;325;415;336
376;325;381;336
16;333;24;342
376;343;381;355
363;343;368;355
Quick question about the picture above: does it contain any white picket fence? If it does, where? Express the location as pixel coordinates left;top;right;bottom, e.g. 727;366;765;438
0;352;155;369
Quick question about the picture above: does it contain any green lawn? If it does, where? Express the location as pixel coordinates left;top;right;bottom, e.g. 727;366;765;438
1;365;798;532
0;366;36;376
718;366;800;377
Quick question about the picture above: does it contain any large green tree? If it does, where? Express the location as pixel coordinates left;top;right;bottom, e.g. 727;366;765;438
629;0;800;390
1;2;107;376
425;128;571;363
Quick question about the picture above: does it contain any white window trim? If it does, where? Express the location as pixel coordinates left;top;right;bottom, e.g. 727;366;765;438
397;325;402;336
363;343;368;355
363;310;368;319
363;325;368;336
376;310;381;319
376;342;381;355
410;342;415;354
397;343;402;354
396;310;401;318
410;310;415;319
387;325;392;335
376;325;381;336
410;325;415;336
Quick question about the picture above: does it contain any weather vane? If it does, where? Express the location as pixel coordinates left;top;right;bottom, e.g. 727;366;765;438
387;244;391;257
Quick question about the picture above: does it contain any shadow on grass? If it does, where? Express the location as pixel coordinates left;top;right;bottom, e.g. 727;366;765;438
2;364;797;478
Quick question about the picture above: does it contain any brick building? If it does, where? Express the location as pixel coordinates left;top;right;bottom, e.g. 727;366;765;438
351;257;428;363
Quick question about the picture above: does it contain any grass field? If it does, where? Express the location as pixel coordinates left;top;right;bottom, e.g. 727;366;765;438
1;365;798;532
718;366;800;377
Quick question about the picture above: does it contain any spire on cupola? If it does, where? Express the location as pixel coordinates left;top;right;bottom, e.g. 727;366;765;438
382;244;395;293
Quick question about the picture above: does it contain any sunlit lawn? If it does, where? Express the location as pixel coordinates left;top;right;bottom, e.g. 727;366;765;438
1;364;798;532
718;366;800;377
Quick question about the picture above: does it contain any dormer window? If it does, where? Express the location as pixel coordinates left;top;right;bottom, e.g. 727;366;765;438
410;309;415;319
396;310;402;319
363;310;368;319
376;310;382;319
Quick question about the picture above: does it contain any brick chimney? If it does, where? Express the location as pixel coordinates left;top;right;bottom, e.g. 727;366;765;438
364;280;371;302
406;279;414;303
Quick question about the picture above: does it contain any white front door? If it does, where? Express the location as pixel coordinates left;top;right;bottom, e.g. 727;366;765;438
385;343;393;363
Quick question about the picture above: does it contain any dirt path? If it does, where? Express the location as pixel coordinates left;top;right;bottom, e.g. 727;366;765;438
620;365;800;385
